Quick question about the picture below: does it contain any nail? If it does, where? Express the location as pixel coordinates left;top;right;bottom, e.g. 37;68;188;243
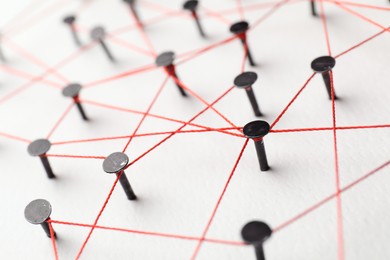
27;139;55;179
230;21;256;67
63;15;82;46
103;152;137;200
155;51;188;97
234;72;262;117
25;199;56;238
243;121;270;171
183;0;206;37
311;56;338;100
91;26;115;62
62;83;89;121
241;221;272;260
310;0;317;17
123;0;143;27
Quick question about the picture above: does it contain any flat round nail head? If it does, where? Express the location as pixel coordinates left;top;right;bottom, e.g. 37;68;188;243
27;139;51;156
230;21;249;34
24;199;52;224
243;121;270;139
311;56;336;73
63;15;76;24
103;152;129;174
62;83;82;98
123;0;136;4
91;26;106;41
183;0;198;11
241;221;272;245
155;51;175;67
234;72;258;88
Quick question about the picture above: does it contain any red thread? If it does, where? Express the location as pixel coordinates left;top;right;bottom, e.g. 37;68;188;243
48;219;245;246
270;73;316;129
0;42;96;107
200;6;232;25
1;2;388;259
219;0;303;16
75;0;94;15
1;0;45;32
45;154;106;160
122;75;169;152
44;124;376;151
335;26;388;58
251;0;292;29
46;102;74;139
84;64;157;89
271;124;390;134
3;38;69;83
325;0;390;11
177;35;237;65
253;137;263;142
109;11;184;37
332;1;389;30
75;173;122;259
190;139;249;259
125;86;235;169
48;220;59;260
319;0;332;56
105;33;156;57
273;160;390;233
128;6;157;56
79;98;237;135
5;0;72;37
328;69;345;260
0;63;62;88
51;127;244;146
0;131;31;143
75;85;234;259
140;1;177;13
235;0;245;20
169;75;240;131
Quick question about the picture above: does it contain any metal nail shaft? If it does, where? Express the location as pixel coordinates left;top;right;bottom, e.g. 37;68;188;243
254;139;269;171
99;40;115;62
192;12;205;37
245;87;262;116
41;219;56;238
166;65;187;97
40;156;55;179
255;245;266;260
240;38;256;67
116;171;137;200
73;97;88;121
311;0;317;16
321;71;337;100
129;4;142;27
70;24;82;46
0;45;5;62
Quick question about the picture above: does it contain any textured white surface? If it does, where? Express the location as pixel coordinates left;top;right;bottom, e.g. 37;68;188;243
0;0;389;259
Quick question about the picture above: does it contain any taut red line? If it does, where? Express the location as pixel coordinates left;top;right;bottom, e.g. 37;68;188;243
319;2;345;259
124;86;235;170
273;160;390;233
49;219;245;247
122;76;169;152
78;98;241;137
190;139;249;259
